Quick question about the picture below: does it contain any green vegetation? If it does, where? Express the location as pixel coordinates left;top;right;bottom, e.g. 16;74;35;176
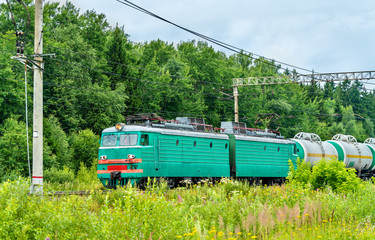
1;1;375;178
0;177;373;239
43;161;102;192
287;158;363;192
0;158;372;239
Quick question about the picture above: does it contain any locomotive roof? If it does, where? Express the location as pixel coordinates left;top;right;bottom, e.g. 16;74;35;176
103;125;295;144
102;125;229;140
234;135;295;145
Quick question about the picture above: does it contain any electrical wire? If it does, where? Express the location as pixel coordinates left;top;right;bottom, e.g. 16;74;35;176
22;61;31;183
2;92;373;123
2;76;374;122
114;0;316;74
5;67;375;120
4;61;375;107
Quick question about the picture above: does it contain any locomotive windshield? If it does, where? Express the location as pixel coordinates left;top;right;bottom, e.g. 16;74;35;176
102;134;118;147
102;133;139;147
119;134;138;146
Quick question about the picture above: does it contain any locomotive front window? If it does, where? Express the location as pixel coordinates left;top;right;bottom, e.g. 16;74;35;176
119;134;138;146
102;134;118;147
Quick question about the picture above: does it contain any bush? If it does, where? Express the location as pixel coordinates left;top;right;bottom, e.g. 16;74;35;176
44;166;75;184
2;170;24;182
287;158;363;193
311;159;363;192
76;161;98;184
69;129;99;172
286;158;311;187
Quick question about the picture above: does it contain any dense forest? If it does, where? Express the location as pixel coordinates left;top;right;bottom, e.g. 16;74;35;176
0;1;375;178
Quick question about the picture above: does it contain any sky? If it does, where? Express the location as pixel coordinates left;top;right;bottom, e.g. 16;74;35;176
3;0;375;74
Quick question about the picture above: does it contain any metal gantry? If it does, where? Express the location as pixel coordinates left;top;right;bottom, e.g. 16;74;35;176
233;70;375;86
232;70;375;122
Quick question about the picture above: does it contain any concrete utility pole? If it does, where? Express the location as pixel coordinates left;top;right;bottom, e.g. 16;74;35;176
30;0;43;194
233;86;239;122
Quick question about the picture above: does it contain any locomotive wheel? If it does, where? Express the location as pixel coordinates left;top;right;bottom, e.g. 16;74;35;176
166;178;176;188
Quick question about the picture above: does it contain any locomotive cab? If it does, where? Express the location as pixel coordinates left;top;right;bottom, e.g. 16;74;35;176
97;124;149;188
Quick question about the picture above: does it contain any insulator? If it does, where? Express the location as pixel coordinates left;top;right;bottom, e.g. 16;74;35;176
15;30;24;37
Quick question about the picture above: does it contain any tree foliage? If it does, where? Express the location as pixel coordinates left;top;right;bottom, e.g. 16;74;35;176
69;129;99;172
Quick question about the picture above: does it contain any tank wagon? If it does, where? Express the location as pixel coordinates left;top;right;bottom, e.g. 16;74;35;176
97;114;298;188
293;133;375;178
293;132;338;166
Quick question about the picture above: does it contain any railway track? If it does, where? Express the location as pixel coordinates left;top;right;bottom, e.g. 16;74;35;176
45;190;112;196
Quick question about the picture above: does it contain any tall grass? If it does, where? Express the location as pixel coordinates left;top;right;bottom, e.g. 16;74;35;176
1;178;375;239
43;162;104;192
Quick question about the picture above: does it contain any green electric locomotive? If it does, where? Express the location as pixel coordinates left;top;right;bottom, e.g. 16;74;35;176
97;115;298;188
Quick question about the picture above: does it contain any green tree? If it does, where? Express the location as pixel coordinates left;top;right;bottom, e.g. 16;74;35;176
106;24;128;90
0;32;30;125
44;115;72;168
69;129;99;172
0;117;29;176
106;25;140;113
77;83;127;134
79;10;110;54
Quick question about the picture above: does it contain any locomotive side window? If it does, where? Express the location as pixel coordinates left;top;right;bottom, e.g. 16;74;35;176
102;134;118;147
141;134;149;146
119;134;138;146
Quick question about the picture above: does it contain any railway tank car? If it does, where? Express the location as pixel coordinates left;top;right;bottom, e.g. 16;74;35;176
327;134;375;177
364;138;375;177
293;133;375;178
97;114;298;188
292;132;338;166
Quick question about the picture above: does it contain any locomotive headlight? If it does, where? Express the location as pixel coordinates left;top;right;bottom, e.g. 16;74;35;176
127;154;135;159
115;123;125;131
100;155;107;160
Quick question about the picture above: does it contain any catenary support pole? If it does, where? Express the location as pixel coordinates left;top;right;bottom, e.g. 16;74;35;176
233;85;239;122
30;0;43;194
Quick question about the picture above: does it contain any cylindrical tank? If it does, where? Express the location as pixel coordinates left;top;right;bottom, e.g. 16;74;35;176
327;134;373;171
363;138;375;171
293;132;338;166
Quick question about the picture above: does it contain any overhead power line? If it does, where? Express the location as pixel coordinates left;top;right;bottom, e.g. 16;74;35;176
114;0;315;74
